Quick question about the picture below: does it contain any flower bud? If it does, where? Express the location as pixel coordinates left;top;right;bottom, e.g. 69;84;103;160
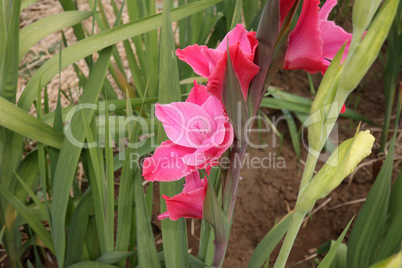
297;130;375;213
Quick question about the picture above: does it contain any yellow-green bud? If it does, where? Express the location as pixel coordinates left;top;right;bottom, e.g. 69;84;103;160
368;251;402;268
297;130;375;213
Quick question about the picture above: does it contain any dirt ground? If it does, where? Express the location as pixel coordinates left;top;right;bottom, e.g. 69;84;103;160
4;0;401;267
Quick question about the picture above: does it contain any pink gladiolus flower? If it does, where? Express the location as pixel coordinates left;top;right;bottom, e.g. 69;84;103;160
158;171;208;221
176;24;259;101
142;82;234;182
283;0;353;74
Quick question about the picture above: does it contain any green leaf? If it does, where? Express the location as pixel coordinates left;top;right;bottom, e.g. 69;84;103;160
13;172;47;219
339;0;399;94
51;47;113;267
247;212;293;268
97;251;134;265
68;261;119;268
0;224;5;243
157;0;190;267
21;0;39;10
318;217;353;268
0;184;55;254
388;169;402;222
18;0;224;111
203;182;229;245
222;41;248;141
0;96;64;148
350;0;382;51
19;11;92;61
282;110;300;160
229;0;242;30
369;251;402;268
65;190;91;266
134;166;160;268
0;0;20;103
347;130;397;267
375;210;402;262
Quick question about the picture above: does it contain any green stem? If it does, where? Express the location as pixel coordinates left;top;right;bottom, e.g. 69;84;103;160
273;211;305;268
298;152;318;193
211;139;247;268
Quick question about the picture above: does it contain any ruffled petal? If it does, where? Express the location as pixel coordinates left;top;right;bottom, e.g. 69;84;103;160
159;176;208;221
182;171;204;192
207;42;259;101
319;0;337;20
284;55;330;73
319;20;352;61
280;0;297;26
176;45;215;77
182;121;234;167
286;0;323;70
217;24;258;56
186;81;210;106
155;102;216;148
142;141;196;182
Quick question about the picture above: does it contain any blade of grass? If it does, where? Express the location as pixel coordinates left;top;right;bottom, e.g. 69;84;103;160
19;11;92;61
347;126;398;267
18;0;224;111
51;46;113;267
114;91;140;263
229;0;242;29
0;184;55;254
65;189;92;266
68;261;118;268
0;225;5;243
97;251;135;265
282;110;300;159
317;217;354;267
157;1;189;267
0;96;64;148
247;212;293;268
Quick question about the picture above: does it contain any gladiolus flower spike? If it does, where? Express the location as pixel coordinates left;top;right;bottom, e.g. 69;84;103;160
176;24;259;102
142;82;234;182
158;171;208;221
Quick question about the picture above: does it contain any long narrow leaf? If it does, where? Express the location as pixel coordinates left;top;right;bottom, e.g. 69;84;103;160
247;212;293;268
51;47;113;267
157;0;189;267
317;217;354;267
0;184;54;254
0;96;64;148
19;11;92;61
347;129;397;267
18;0;224;111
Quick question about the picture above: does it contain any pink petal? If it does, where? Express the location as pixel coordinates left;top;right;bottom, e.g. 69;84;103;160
286;0;323;72
280;0;297;26
142;141;196;182
340;104;346;113
186;81;210;106
159;176;208;221
319;20;352;61
183;121;234;167
284;56;330;74
207;42;259;101
200;95;226;122
319;0;337;20
176;45;215;77
155;102;216;148
217;24;258;56
183;171;204;192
